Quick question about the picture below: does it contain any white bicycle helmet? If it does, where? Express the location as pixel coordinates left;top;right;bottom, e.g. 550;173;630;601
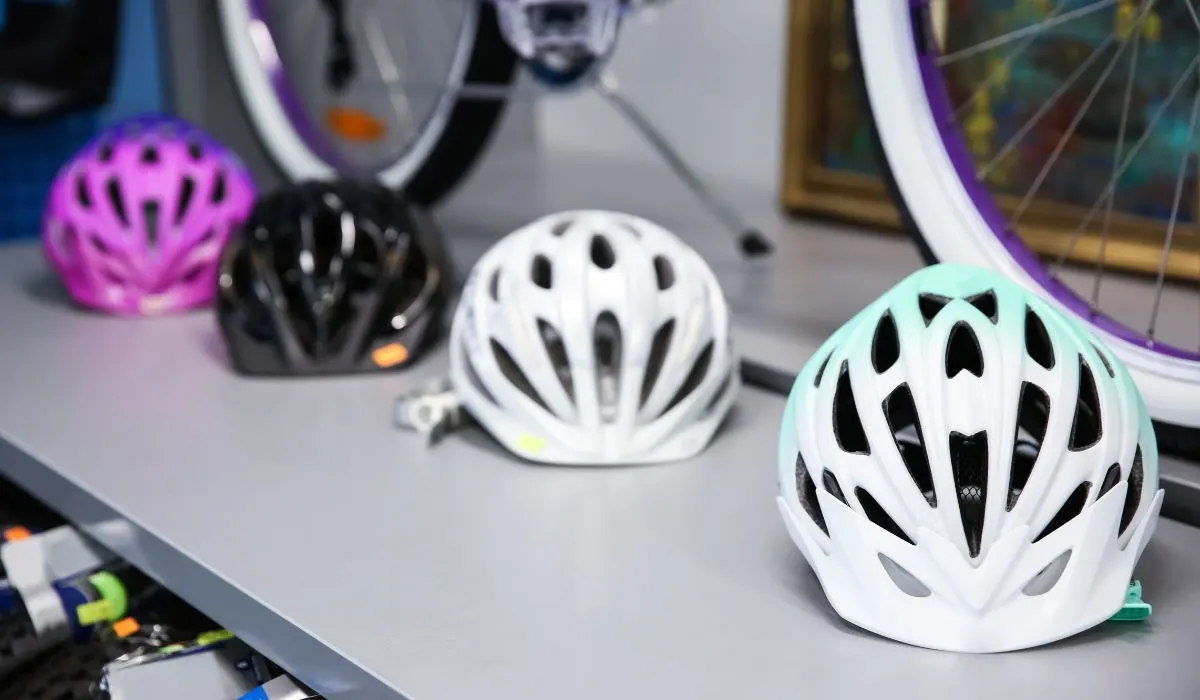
777;263;1164;653
450;210;738;465
492;0;623;60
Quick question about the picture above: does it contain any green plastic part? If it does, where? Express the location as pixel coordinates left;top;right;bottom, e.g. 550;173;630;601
196;629;235;646
1110;580;1151;622
89;571;129;621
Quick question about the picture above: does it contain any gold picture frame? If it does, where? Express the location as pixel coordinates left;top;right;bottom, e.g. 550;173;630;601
780;0;1200;280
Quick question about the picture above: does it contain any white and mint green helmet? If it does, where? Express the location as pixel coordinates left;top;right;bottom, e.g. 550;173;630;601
777;263;1164;653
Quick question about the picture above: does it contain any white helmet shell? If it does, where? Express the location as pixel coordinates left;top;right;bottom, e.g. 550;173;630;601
777;263;1164;653
450;210;738;465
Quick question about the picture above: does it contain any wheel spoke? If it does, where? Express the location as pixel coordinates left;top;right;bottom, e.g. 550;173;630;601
1010;5;1149;225
978;30;1117;181
936;0;1118;66
1053;53;1200;268
361;10;417;139
1091;15;1144;310
1148;81;1200;342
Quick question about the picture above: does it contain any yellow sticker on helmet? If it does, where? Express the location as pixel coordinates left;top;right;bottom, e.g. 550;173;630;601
515;434;546;455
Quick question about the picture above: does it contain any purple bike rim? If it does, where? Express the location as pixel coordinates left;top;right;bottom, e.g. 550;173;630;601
909;0;1200;361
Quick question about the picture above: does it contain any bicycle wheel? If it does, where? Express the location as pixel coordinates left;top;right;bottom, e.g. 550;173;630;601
851;0;1200;456
216;0;518;205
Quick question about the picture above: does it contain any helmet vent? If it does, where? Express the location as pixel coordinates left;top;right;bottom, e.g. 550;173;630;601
950;430;988;558
945;321;984;378
813;351;832;387
879;553;931;597
1033;482;1090;543
833;362;870;455
174;177;196;226
594;312;623;419
531;254;553;289
490;339;551;412
1024;307;1055;369
653;255;675;290
187;139;204;161
855;487;914;545
550;218;572;236
884;384;936;507
180;262;206;285
639;319;675;410
1119;446;1144;537
98;141;115;162
1022;550;1072;596
1008;382;1050;511
967;290;998;323
75;174;91;209
106;178;129;228
488;269;501;302
703;366;735;416
1092;343;1116;377
1067;358;1102;451
823;469;848;505
590;235;616;269
140;145;159;164
212;170;227;204
918;293;950;326
89;233;111;255
1098;463;1122;500
538;319;574;403
462;352;499;406
871;312;900;373
795;453;828;535
143;201;160;249
660;340;714;417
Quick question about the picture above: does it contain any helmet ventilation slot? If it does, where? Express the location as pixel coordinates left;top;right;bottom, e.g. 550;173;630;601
879;553;931;597
180;263;207;285
813;351;832;387
1008;382;1050;511
918;293;950;326
1024;307;1055;369
590;235;616;269
1022;550;1072;596
945;321;984;378
75;174;91;208
639;319;675;410
491;339;551;412
89;233;111;255
855;487;914;545
871;312;900;373
593;312;622;419
488;269;502;302
537;319;574;403
659;341;714;417
702;365;735;416
462;352;499;406
884;384;936;507
187;139;204;161
98;141;115;162
1033;482;1090;543
550;218;572;236
653;255;675;290
140;145;159;164
1092;343;1116;377
531;255;553;289
795;452;828;535
1098;463;1121;499
967;290;998;323
106;178;129;228
823;469;848;505
174;177;196;226
1068;358;1102;451
143;201;160;249
833;362;870;455
949;430;988;558
211;170;228;204
1119;446;1144;537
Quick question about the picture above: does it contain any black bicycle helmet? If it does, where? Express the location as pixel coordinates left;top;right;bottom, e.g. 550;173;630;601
216;180;453;375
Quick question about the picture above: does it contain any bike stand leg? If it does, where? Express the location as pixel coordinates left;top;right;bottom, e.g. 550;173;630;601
592;70;772;256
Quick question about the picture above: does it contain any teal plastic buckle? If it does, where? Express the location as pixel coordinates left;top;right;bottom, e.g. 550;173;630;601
1109;580;1151;622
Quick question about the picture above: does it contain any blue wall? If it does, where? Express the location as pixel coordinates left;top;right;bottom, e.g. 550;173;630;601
0;0;167;241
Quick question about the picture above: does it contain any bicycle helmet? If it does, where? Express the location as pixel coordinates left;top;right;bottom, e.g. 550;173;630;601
450;210;738;465
492;0;625;84
216;180;452;376
43;115;257;315
777;263;1164;653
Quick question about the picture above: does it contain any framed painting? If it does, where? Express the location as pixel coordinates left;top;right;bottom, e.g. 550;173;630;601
781;0;1200;280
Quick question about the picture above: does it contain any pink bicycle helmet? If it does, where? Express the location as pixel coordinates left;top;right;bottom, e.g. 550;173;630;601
43;114;257;315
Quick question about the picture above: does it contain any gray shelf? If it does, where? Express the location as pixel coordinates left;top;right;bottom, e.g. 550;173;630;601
1;239;1200;699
